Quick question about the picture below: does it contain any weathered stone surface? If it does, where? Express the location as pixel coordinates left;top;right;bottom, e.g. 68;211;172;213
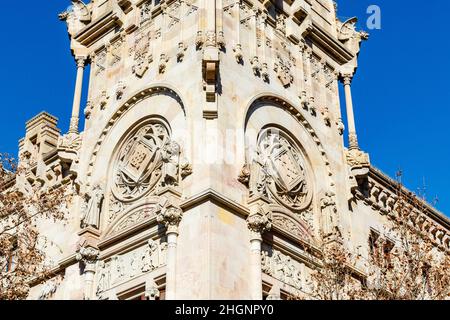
11;0;448;300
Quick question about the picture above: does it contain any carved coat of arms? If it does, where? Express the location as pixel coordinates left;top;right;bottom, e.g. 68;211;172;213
132;31;153;78
251;131;312;212
112;123;179;202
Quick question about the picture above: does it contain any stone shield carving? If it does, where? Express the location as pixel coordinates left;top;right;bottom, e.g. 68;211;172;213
252;130;313;212
111;121;179;202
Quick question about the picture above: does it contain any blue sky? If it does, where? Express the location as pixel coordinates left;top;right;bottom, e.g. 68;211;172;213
0;1;449;215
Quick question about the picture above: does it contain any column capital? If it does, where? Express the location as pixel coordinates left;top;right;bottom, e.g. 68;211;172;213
75;243;99;272
75;56;88;68
247;199;272;239
155;197;183;234
341;73;353;85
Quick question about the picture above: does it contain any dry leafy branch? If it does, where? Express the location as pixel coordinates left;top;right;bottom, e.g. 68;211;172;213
298;175;450;300
0;153;68;300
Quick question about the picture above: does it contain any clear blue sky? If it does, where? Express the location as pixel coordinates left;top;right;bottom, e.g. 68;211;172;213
0;1;449;215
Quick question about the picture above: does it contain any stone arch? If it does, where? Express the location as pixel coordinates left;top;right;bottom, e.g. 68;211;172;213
86;85;188;186
85;86;188;234
242;94;332;179
243;94;336;239
270;206;315;244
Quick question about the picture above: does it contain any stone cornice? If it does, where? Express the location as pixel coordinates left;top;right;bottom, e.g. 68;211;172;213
355;166;450;252
74;10;122;47
180;188;250;218
306;21;354;65
369;166;450;230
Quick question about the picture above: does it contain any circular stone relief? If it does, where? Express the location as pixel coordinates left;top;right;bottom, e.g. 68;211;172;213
257;129;313;212
111;121;171;202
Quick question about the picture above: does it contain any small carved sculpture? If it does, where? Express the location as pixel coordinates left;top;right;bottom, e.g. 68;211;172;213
80;184;104;229
59;1;91;36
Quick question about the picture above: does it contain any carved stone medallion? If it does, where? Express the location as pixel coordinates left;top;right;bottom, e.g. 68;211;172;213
254;129;312;212
112;122;169;202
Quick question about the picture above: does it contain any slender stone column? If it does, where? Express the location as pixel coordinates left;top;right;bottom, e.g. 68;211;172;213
69;56;87;134
155;197;183;300
247;200;272;300
249;232;263;300
342;74;359;150
165;227;179;300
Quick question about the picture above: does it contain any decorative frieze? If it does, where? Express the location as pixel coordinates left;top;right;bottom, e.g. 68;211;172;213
261;249;303;290
355;171;450;252
95;239;168;298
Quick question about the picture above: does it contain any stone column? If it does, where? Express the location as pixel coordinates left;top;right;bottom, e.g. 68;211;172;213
76;244;99;300
155;197;183;300
342;74;359;150
247;199;272;300
69;56;87;134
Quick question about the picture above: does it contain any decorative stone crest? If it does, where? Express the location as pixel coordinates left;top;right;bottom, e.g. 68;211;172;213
247;129;312;212
274;53;294;87
108;38;124;67
131;31;153;78
111;122;190;202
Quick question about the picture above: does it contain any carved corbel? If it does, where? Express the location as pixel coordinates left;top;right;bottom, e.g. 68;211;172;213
115;80;127;100
345;148;370;180
233;44;243;63
336;118;345;135
76;241;99;300
159;53;169;73
202;43;219;107
145;280;160;300
300;91;309;110
176;42;187;62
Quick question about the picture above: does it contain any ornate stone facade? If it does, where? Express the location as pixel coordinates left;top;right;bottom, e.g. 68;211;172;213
4;0;447;300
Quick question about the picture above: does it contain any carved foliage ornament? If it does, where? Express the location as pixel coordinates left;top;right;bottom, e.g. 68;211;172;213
249;129;313;212
111;121;185;202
